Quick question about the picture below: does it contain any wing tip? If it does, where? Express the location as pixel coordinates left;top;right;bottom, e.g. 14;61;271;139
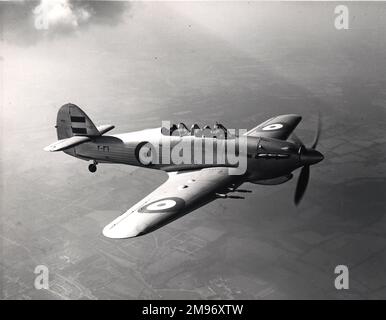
102;223;141;239
276;114;302;121
43;145;56;152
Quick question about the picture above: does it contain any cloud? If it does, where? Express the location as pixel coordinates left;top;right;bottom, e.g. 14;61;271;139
33;0;91;31
1;0;130;45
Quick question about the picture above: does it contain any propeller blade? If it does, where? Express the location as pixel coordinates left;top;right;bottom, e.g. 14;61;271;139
294;165;310;205
311;113;322;149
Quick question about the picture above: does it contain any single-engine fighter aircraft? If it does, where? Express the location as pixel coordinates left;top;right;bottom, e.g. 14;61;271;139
44;103;323;238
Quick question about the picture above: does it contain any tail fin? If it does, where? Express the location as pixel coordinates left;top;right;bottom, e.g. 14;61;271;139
56;103;100;139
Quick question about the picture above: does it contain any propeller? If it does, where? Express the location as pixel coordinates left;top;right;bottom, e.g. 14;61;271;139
311;113;322;149
292;115;323;206
294;165;310;205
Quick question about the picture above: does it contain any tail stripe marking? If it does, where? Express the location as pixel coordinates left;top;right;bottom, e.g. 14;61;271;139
71;116;86;123
72;127;87;135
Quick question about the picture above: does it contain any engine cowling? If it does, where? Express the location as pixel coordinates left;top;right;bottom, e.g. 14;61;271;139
250;174;293;185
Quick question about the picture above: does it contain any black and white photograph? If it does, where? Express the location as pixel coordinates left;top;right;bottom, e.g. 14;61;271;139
1;0;386;305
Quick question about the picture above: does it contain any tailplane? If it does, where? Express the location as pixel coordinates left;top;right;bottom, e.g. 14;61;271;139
44;103;114;152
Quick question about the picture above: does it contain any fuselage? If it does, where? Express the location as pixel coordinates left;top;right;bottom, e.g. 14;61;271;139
65;127;305;183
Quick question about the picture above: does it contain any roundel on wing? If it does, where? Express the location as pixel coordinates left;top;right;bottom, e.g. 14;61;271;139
261;123;283;131
138;197;186;214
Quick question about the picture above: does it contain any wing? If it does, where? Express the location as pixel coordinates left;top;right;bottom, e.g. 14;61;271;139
244;114;302;140
103;168;243;238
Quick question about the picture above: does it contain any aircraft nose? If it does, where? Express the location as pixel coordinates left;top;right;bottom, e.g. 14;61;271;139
301;149;324;165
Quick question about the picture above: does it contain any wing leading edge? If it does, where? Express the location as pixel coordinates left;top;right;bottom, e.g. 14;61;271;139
103;168;242;238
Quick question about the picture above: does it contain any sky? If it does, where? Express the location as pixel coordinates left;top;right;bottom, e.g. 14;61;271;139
1;1;386;299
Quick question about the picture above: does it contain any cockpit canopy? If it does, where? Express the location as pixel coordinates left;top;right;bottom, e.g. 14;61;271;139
190;124;200;135
212;122;227;139
161;122;230;138
177;122;189;135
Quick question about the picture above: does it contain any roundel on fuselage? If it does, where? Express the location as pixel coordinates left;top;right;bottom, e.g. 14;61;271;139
134;141;157;165
138;197;186;214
